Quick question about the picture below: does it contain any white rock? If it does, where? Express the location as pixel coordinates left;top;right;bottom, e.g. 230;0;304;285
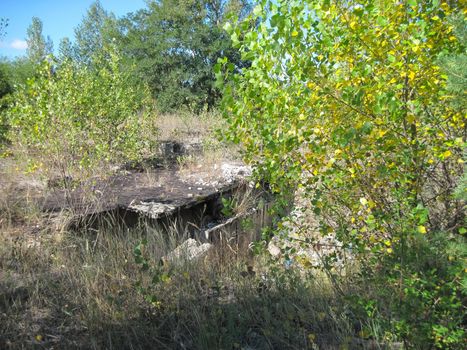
267;241;281;257
165;238;212;263
128;201;176;219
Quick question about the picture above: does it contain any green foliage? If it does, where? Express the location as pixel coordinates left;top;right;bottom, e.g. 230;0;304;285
26;17;53;65
0;66;12;142
73;1;116;66
0;18;8;39
0;58;35;88
0;58;36;143
349;233;466;348
58;37;74;62
220;0;466;347
440;12;467;110
0;64;12;99
118;0;252;112
221;196;236;217
5;46;156;176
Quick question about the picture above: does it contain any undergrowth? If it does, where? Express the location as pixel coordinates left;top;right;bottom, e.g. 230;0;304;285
1;218;364;350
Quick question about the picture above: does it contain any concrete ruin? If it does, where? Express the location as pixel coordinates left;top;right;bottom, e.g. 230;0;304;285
41;160;274;250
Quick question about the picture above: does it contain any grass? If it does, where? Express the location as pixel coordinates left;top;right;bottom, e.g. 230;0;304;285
0;111;401;349
155;109;224;143
0;217;365;350
0;163;362;349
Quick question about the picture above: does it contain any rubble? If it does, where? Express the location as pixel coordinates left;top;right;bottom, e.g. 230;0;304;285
164;238;212;263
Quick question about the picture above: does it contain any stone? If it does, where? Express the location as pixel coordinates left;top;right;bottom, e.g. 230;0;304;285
267;241;281;257
127;201;177;220
164;238;212;263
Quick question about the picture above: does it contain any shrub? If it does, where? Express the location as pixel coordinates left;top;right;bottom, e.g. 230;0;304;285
5;46;156;177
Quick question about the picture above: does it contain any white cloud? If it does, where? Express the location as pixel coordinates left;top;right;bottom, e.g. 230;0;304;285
10;39;27;50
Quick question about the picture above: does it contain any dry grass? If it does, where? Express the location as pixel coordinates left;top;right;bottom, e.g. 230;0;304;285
0;111;383;350
0;159;388;349
0;156;358;349
154;110;243;182
0;217;361;349
156;110;224;143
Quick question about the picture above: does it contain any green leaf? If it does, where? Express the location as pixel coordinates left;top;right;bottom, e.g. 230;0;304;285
253;5;262;17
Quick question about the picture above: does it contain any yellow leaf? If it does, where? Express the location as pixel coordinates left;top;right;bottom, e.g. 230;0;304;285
408;71;416;81
442;150;452;158
384;240;391;247
418;225;427;234
407;114;416;123
291;30;299;37
359;197;368;206
377;129;387;138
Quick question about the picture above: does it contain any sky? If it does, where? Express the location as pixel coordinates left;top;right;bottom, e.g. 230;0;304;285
0;0;147;59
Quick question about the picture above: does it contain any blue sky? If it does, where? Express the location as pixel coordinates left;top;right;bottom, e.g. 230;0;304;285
0;0;147;59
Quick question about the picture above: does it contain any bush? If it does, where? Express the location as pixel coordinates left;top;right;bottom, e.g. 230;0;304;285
0;63;13;142
4;46;156;177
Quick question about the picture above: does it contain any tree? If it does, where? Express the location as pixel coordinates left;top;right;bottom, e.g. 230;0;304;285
26;17;53;65
220;0;465;347
0;19;11;101
119;0;252;112
74;1;116;66
0;59;12;142
0;67;11;99
0;18;8;39
440;12;466;111
58;37;74;62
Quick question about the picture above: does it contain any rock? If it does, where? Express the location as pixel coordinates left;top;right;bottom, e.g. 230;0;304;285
164;238;212;263
221;163;252;182
267;241;281;257
128;201;176;219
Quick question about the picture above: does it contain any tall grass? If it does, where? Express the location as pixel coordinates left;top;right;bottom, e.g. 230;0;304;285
0;212;370;349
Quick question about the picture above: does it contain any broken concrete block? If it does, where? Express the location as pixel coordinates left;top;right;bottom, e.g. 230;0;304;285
165;238;212;263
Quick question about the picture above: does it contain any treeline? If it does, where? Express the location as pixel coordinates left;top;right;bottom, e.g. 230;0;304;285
0;0;252;114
